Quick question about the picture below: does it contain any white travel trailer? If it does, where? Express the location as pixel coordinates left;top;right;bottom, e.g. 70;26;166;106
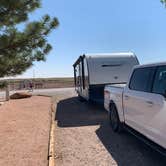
73;52;139;104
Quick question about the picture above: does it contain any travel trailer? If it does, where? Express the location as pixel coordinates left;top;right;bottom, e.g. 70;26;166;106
73;52;139;104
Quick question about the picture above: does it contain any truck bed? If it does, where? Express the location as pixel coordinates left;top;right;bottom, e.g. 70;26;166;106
104;83;126;116
106;83;126;89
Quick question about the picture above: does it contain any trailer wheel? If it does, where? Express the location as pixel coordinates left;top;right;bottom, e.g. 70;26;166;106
109;104;122;133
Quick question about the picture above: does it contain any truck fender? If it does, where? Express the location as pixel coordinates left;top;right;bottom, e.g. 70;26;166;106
109;101;124;123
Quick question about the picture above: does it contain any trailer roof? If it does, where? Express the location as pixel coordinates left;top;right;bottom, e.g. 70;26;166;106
85;52;135;58
73;52;137;67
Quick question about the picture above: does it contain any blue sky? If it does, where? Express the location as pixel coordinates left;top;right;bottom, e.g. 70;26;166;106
20;0;166;78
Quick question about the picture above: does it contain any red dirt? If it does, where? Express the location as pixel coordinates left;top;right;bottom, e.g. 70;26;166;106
0;96;51;166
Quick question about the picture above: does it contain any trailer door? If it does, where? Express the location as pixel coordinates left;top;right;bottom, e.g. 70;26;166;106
78;62;83;93
74;62;84;94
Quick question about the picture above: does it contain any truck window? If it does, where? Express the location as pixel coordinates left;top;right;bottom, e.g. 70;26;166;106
152;66;166;96
129;67;155;92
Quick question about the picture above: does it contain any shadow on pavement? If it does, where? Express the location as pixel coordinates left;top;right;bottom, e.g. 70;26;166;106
55;96;166;166
96;121;166;166
55;97;106;127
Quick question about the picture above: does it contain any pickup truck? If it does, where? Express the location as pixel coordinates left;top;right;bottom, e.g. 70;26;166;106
104;62;166;153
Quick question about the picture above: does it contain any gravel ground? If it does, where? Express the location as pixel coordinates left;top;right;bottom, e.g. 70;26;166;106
0;96;51;166
54;90;166;166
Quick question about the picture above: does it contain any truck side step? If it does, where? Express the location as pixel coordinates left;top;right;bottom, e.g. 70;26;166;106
124;124;166;156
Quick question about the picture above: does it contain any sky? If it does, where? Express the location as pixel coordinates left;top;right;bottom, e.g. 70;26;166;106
19;0;166;78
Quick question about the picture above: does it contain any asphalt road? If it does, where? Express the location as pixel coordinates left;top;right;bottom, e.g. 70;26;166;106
54;88;166;166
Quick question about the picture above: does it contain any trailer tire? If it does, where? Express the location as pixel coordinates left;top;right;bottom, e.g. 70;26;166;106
109;104;122;133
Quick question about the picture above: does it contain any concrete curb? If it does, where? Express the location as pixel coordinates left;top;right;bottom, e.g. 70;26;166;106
48;99;57;166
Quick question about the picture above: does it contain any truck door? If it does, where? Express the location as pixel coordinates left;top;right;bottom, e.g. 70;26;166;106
147;65;166;148
123;67;156;135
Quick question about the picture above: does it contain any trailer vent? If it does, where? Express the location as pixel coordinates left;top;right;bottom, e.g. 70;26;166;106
101;64;122;67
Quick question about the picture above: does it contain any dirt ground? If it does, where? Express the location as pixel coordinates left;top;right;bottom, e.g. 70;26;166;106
0;96;51;166
54;90;166;166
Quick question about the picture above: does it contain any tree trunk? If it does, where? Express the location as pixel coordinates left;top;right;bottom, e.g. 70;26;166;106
5;84;10;101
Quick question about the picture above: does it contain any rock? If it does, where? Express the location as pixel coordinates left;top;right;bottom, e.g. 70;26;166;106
0;102;4;106
10;92;32;99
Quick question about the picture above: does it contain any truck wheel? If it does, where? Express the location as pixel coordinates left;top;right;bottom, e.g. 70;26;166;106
78;95;85;102
110;105;122;133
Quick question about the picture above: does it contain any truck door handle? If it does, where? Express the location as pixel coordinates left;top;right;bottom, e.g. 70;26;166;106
146;101;154;106
124;95;130;100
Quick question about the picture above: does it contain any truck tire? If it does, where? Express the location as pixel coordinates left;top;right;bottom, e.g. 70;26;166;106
109;104;122;133
78;95;85;102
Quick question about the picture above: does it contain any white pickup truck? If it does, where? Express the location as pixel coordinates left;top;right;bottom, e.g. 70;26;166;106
104;62;166;153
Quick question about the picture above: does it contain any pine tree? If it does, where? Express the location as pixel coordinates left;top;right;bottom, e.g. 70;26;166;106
0;0;59;77
161;0;166;6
